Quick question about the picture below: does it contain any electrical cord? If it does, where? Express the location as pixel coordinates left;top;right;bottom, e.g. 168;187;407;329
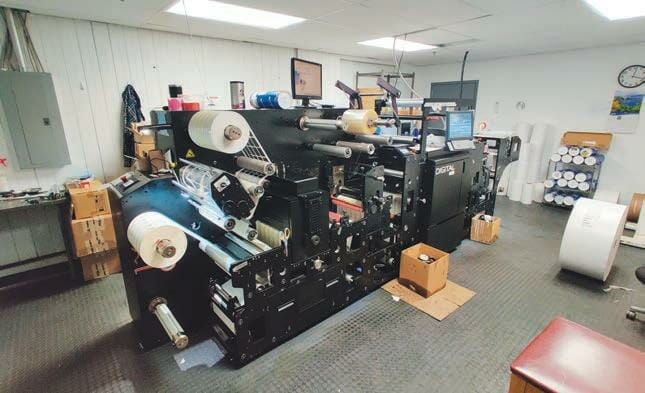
458;51;470;109
391;35;422;98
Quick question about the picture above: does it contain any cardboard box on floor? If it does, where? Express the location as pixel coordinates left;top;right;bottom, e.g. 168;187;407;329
470;213;502;244
383;242;476;320
66;179;111;219
71;214;117;257
80;250;121;281
399;243;449;297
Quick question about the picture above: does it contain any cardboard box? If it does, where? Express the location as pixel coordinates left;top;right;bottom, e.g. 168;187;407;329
131;122;155;144
470;213;502;244
147;149;167;173
67;180;111;219
135;142;156;158
71;214;117;257
80;250;121;281
382;279;475;321
561;131;612;149
399;243;449;297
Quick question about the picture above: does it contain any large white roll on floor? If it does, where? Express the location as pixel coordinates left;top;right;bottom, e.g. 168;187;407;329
508;179;524;202
127;212;188;269
558;198;627;281
521;183;534;205
188;110;251;153
514;122;533;143
594;190;620;204
533;183;545;202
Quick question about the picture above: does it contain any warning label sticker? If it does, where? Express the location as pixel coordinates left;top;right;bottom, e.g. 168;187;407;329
185;149;196;158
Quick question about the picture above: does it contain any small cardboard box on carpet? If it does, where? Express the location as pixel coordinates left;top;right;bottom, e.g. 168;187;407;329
382;243;475;320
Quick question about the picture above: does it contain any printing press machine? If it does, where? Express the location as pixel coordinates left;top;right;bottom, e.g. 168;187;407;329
108;107;518;366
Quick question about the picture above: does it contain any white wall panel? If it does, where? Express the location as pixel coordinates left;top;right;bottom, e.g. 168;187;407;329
0;13;400;191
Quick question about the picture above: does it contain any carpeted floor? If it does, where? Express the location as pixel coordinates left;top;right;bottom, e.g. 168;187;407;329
1;198;643;393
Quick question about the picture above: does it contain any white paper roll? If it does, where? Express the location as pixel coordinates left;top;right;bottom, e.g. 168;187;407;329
544;192;556;203
521;183;534;205
567;179;579;189
578;181;590;191
551;170;563;180
127;212;188;269
559;198;627;281
557;146;569;155
533;183;545;202
561;154;573;163
572;155;585;165
544;179;555;189
508;180;524;201
575;172;590;182
554;194;565;205
188;110;251;153
594;190;620;204
580;147;597;158
557;178;568;187
563;194;579;206
550;153;562;163
512;144;533;184
514;122;533;143
568;146;580;156
526;142;545;183
563;171;575;180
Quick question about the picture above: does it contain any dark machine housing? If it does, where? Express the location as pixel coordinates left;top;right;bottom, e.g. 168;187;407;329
109;107;518;366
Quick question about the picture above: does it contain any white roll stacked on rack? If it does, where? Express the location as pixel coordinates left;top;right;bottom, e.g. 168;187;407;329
188;110;251;153
557;146;569;155
561;154;573;163
127;212;188;269
559;198;627;281
563;171;575;180
572;155;585;165
550;153;561;163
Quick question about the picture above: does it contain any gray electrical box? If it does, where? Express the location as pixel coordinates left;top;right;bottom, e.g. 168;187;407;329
0;71;70;169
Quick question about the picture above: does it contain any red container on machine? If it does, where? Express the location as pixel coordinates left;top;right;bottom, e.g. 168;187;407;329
182;101;200;111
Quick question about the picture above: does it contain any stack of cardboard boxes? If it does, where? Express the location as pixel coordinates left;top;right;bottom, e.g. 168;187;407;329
67;179;121;281
132;123;167;173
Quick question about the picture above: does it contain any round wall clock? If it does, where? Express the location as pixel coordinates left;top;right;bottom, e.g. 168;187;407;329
618;65;645;88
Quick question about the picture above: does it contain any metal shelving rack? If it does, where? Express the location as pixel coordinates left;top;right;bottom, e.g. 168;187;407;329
354;71;416;99
542;148;605;209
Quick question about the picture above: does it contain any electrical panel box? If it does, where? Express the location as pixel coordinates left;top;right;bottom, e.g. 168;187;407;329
0;71;70;169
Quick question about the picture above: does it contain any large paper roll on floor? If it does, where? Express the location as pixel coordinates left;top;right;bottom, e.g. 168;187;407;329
594;190;620;204
508;180;524;201
341;109;377;135
559;198;627;281
521;183;534;205
627;193;645;222
533;183;545;202
514;122;533;143
188;110;251;153
127;212;188;269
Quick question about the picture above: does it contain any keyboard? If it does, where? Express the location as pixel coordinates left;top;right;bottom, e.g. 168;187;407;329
447;139;476;151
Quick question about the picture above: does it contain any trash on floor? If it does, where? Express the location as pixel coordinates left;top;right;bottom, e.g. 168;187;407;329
173;339;226;371
382;279;475;321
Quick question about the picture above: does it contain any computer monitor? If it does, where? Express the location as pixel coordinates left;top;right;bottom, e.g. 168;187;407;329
445;111;474;141
291;57;322;106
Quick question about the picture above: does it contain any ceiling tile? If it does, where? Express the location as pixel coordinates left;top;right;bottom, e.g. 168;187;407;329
406;28;474;46
218;0;353;19
316;4;432;36
349;0;490;26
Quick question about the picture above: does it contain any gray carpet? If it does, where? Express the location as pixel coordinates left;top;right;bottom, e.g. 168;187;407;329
1;198;644;393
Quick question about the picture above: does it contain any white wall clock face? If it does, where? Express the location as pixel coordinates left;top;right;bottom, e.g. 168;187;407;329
618;65;645;88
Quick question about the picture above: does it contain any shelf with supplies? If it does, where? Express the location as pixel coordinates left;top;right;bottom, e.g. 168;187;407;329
542;131;611;209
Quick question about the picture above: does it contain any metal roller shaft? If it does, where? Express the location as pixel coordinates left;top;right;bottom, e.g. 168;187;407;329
299;116;342;131
391;135;418;144
236;156;276;176
311;144;352;158
149;298;189;349
384;168;404;178
199;241;237;274
336;141;375;155
355;134;393;146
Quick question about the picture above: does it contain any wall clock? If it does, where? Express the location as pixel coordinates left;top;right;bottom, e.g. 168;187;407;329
618;65;645;88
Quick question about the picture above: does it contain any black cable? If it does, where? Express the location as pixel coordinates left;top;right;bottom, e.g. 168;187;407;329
458;50;470;109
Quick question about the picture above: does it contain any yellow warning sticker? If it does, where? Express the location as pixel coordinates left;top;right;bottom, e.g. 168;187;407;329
185;149;195;158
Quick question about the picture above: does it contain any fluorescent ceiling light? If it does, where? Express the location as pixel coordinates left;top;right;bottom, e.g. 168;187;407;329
166;0;306;29
583;0;645;20
358;37;437;52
